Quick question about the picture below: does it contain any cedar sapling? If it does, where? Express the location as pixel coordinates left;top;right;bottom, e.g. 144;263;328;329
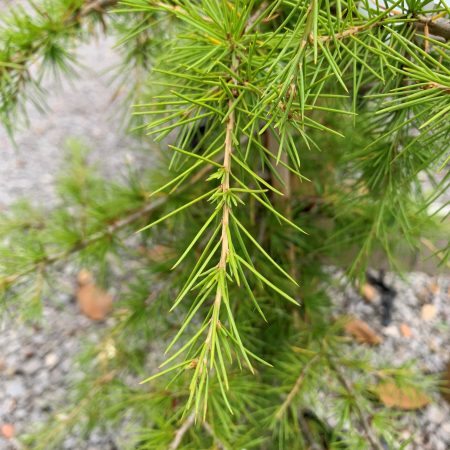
0;1;449;449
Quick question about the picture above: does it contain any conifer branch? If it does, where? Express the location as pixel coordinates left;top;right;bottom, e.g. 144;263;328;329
0;165;211;291
0;0;120;127
201;52;239;408
203;104;233;343
0;196;165;290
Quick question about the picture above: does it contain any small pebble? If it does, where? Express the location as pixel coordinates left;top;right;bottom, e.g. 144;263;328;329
0;423;15;439
23;359;41;375
44;353;59;369
383;324;400;338
426;404;445;424
5;379;26;398
421;304;438;321
400;323;412;338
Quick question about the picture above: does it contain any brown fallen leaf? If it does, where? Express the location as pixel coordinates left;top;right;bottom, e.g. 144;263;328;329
374;382;430;410
76;269;113;321
399;323;412;338
421;303;437;321
361;283;377;302
344;317;382;345
1;423;15;439
428;281;440;296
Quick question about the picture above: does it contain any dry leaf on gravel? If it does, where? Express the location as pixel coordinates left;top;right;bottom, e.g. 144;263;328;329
76;269;113;321
421;303;437;321
361;283;377;302
0;424;15;439
428;281;440;296
374;382;430;410
344;317;382;345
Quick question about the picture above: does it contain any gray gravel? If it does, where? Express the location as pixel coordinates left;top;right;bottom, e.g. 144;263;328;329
0;296;117;450
0;36;143;210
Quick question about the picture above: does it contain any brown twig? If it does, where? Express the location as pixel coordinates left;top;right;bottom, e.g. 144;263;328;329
169;412;196;450
319;22;382;43
244;1;269;33
203;85;236;353
425;81;450;94
202;421;227;450
275;355;319;420
328;358;384;450
78;0;118;18
421;238;450;269
416;14;450;42
318;11;450;44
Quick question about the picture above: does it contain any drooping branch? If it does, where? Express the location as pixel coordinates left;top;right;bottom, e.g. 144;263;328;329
202;44;240;369
0;165;211;291
203;98;235;360
0;196;165;290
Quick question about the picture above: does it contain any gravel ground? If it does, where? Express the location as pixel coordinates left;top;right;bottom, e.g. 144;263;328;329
1;2;449;450
0;295;117;450
0;37;142;209
330;270;450;450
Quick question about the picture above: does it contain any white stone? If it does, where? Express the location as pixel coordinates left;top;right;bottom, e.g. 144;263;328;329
383;325;400;338
427;404;445;424
44;353;59;368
